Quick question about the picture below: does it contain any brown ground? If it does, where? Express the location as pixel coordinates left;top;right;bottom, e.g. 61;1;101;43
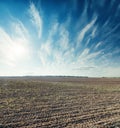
0;77;120;128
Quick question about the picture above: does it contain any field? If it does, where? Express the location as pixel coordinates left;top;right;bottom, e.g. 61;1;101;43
0;77;120;128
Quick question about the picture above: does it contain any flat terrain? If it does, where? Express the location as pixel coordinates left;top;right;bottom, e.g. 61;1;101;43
0;77;120;128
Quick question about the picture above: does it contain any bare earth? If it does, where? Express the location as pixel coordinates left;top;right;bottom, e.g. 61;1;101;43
0;77;120;128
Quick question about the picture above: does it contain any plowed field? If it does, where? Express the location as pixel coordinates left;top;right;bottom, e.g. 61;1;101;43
0;77;120;128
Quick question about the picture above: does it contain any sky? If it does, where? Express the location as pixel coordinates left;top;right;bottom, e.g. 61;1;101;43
0;0;120;77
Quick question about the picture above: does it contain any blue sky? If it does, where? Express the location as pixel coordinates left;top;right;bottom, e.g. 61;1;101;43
0;0;120;77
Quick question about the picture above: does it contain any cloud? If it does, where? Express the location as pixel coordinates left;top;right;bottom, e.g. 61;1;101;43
75;0;90;30
58;25;69;50
84;25;98;47
11;20;29;38
37;14;101;77
104;23;120;38
48;22;59;39
91;26;97;38
76;17;97;47
77;48;102;62
38;21;59;66
38;40;52;66
72;48;102;72
94;41;103;49
29;2;42;38
73;66;95;71
38;18;71;66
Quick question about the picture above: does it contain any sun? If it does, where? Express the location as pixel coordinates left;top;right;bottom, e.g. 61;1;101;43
13;43;25;57
9;42;28;62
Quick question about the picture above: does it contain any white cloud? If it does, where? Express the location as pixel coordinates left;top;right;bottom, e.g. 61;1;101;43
71;48;102;73
94;41;103;49
37;17;101;77
48;22;59;39
38;40;52;66
11;20;29;38
85;51;101;60
77;17;97;47
76;48;101;67
75;0;88;30
80;48;90;57
38;21;59;66
105;23;120;38
77;48;101;63
29;2;42;38
91;26;97;38
85;38;91;47
58;25;69;50
38;20;71;67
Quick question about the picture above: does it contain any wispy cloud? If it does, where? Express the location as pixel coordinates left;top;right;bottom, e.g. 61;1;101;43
38;21;59;66
11;19;29;38
76;17;97;47
73;66;95;71
76;0;88;27
37;13;102;77
38;40;52;66
29;2;42;38
38;18;71;66
77;48;102;66
48;22;59;39
94;41;103;50
91;26;98;38
58;25;69;50
104;23;120;39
